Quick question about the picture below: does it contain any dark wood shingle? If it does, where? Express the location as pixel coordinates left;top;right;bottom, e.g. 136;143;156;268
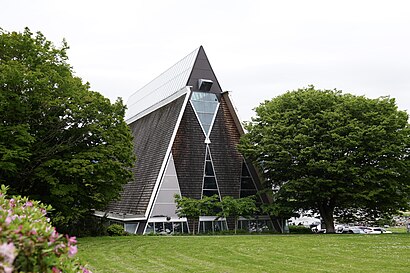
107;95;186;215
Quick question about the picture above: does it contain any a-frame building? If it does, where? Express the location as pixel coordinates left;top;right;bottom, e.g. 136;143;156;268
98;46;274;234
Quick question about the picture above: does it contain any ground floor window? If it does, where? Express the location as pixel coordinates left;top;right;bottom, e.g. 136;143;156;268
145;220;189;235
198;216;227;233
238;217;273;232
124;223;139;234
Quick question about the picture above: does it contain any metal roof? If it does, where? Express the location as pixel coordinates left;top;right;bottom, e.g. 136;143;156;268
125;47;200;122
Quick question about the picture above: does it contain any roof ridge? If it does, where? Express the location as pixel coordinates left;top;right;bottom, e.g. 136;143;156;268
125;47;200;121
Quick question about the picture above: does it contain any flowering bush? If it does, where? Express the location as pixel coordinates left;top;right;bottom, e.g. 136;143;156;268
0;185;92;273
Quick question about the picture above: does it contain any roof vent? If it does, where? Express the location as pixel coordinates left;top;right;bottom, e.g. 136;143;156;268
198;79;213;91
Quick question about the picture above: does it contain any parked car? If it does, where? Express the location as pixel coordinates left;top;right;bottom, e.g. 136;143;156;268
335;225;366;234
346;227;366;234
365;227;392;234
335;225;348;233
356;226;368;231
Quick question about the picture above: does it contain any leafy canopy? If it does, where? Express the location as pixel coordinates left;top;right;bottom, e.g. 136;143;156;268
217;196;257;220
217;196;257;234
0;28;135;232
239;86;410;232
175;194;259;234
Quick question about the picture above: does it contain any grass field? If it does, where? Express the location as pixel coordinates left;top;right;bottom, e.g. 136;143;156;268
77;234;410;273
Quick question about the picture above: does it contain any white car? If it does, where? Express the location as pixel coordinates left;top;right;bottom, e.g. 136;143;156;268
365;227;392;234
347;227;366;234
335;226;366;234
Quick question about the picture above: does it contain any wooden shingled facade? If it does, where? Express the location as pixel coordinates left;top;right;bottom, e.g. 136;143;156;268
209;95;242;199
102;46;273;234
171;103;205;200
107;95;187;216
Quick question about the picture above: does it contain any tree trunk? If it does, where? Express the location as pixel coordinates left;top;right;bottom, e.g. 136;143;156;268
276;218;284;233
234;217;238;234
271;217;285;233
319;203;335;233
189;218;196;235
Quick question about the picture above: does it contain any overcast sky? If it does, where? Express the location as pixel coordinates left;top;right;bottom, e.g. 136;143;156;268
2;0;410;121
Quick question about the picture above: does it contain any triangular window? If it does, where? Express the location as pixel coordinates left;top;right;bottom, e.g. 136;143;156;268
151;154;182;218
202;146;221;199
240;162;258;198
190;92;219;136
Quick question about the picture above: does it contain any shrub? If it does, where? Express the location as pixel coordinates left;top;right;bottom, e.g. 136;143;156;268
106;224;127;236
59;215;109;237
288;225;313;234
0;185;92;272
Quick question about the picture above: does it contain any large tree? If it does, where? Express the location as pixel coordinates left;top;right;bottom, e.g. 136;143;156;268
238;86;410;233
0;28;135;232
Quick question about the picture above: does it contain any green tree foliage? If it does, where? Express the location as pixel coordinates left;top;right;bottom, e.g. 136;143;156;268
174;194;219;234
217;196;257;234
0;28;135;233
239;86;410;233
261;199;299;233
175;194;259;234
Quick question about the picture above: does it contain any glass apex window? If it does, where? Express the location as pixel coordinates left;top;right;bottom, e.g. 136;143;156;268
190;92;219;136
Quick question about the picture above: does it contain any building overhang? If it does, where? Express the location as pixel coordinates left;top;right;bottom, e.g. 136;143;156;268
94;210;146;221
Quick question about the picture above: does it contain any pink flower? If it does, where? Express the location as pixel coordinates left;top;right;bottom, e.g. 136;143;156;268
24;201;33;207
54;243;65;255
49;229;59;243
3;265;14;273
30;228;37;235
52;266;61;273
14;225;23;234
66;235;77;245
68;245;78;258
0;242;17;264
5;216;12;225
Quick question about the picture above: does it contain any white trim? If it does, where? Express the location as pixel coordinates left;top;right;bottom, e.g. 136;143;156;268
125;47;199;121
94;211;146;221
199;216;226;221
148;153;182;218
189;100;206;135
147;217;188;223
126;87;190;124
238;215;271;221
201;145;222;200
221;91;245;134
144;87;192;219
148;152;171;219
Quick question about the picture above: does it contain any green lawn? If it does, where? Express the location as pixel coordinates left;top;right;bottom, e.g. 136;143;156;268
388;226;407;233
77;234;410;273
